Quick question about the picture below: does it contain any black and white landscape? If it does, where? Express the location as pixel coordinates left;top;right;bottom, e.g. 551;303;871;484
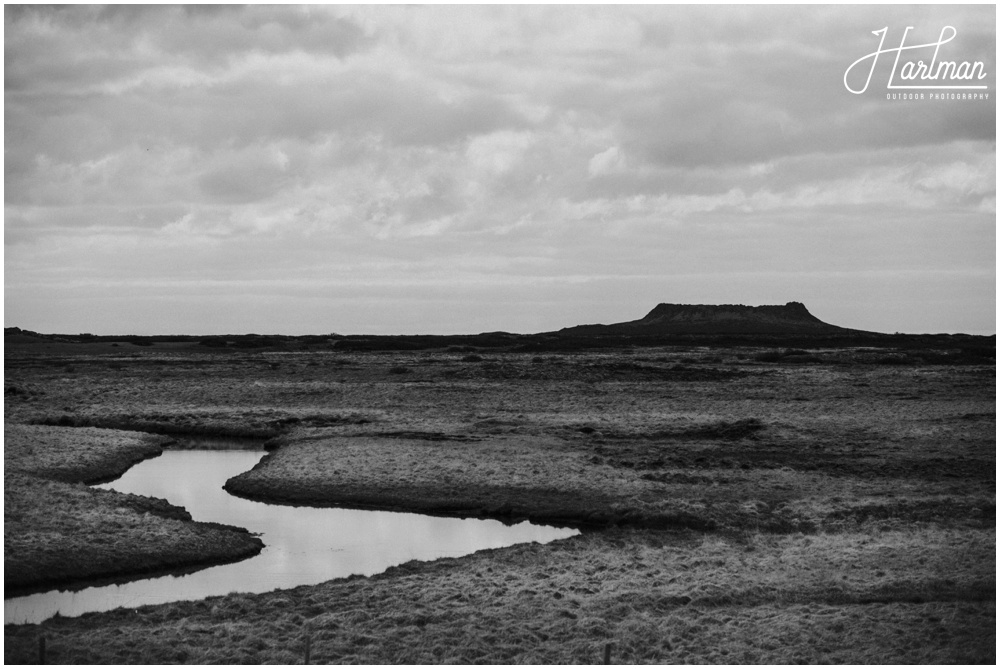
4;5;995;665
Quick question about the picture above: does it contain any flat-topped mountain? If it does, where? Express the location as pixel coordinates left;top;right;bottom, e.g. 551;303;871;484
560;302;863;335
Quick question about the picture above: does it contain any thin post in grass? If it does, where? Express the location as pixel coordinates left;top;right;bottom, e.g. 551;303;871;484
603;642;612;665
38;636;46;664
303;633;311;665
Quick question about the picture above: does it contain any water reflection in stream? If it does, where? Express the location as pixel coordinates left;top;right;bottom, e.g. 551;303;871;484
5;448;578;624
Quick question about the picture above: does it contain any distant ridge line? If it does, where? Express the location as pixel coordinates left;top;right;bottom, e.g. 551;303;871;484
559;301;867;335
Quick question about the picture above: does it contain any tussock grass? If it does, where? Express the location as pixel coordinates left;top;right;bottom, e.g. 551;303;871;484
224;433;991;532
4;346;993;663
5;528;993;663
4;424;262;593
224;435;739;528
30;414;282;440
4;473;262;593
5;423;166;484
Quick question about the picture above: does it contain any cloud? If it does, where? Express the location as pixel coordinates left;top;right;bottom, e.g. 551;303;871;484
466;131;535;175
4;5;995;335
588;146;626;177
196;143;295;204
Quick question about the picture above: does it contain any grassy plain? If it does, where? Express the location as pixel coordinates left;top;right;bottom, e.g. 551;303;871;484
3;337;995;663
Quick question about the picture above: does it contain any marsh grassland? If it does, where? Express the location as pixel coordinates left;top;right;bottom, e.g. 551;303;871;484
4;424;264;595
3;338;995;663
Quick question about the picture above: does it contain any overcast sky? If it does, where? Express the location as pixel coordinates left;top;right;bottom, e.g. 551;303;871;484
5;4;995;335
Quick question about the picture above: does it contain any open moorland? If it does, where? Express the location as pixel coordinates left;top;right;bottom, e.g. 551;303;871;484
3;330;995;663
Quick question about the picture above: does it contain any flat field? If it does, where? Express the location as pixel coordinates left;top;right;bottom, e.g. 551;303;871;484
3;338;995;663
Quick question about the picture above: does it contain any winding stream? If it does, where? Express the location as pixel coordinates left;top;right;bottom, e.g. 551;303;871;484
5;446;578;625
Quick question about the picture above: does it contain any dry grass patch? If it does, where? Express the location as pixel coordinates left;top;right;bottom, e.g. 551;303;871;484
224;434;990;532
224;435;722;528
4;474;262;592
4;424;262;593
5;527;993;664
5;423;166;483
